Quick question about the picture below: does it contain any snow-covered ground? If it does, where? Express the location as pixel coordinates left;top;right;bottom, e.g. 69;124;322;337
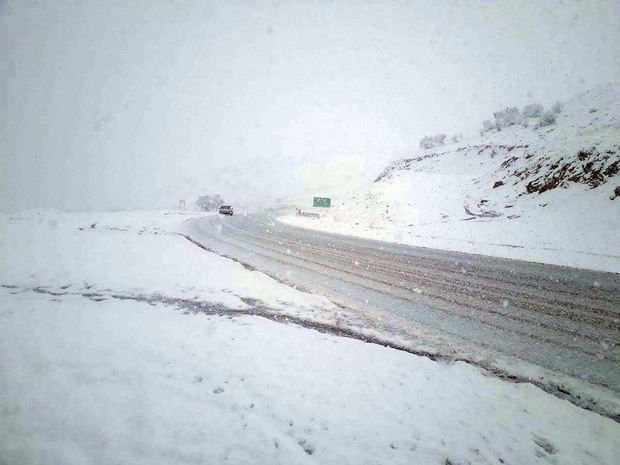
2;210;620;464
0;210;334;315
280;84;620;273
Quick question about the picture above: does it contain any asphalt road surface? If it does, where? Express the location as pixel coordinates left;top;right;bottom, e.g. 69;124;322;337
186;212;620;394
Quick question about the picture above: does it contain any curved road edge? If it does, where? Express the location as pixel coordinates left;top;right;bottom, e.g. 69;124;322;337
179;229;620;423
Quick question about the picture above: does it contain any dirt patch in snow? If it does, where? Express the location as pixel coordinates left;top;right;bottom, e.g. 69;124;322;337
522;148;619;194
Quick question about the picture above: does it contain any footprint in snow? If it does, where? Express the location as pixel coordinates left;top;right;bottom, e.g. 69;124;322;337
297;439;315;456
533;434;558;455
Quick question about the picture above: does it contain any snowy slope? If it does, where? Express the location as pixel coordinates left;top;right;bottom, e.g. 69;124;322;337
2;210;619;464
281;84;620;272
0;210;336;315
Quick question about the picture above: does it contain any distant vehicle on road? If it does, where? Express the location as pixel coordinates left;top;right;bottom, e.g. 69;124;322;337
218;205;234;216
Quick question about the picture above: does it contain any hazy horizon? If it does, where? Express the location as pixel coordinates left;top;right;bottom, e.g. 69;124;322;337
2;0;619;211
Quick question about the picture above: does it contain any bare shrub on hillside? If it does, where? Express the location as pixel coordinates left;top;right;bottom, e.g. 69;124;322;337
480;120;494;134
536;111;557;128
493;107;524;129
522;103;544;118
419;134;447;150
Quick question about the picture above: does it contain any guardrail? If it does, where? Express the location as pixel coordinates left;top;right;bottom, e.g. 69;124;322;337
297;211;320;219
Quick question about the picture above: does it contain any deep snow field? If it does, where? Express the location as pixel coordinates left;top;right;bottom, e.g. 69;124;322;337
280;84;620;273
1;209;620;464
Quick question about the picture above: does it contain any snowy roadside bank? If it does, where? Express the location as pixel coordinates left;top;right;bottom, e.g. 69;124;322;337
0;210;337;316
1;210;620;464
278;191;620;274
3;289;620;465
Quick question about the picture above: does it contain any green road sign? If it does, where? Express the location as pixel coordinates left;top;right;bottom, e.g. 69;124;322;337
313;197;331;208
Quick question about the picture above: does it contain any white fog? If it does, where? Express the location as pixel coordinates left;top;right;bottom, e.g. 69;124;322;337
2;0;618;210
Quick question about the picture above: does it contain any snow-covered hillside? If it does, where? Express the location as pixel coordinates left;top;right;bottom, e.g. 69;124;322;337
281;84;620;272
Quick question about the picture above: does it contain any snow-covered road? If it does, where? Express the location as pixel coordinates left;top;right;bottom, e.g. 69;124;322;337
186;212;620;406
2;210;620;464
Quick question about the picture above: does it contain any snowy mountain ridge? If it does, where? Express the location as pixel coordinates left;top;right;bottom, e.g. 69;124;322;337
281;84;620;272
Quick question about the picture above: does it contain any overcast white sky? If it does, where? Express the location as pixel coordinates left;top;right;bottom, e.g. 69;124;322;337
1;0;619;211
